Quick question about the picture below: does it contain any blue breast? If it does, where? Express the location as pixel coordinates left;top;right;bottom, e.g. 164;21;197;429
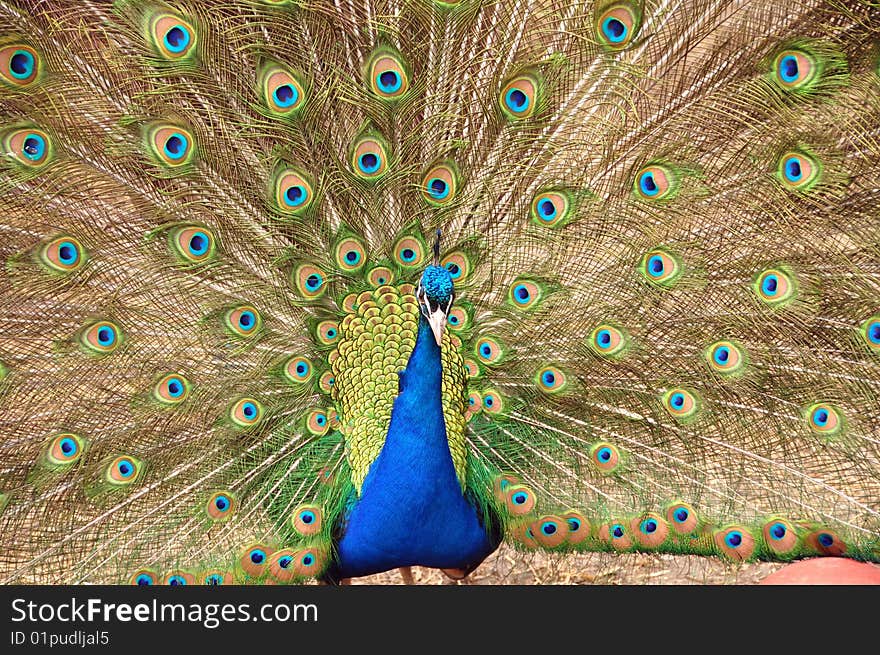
330;317;498;580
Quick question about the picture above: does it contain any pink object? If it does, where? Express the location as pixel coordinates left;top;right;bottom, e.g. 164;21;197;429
759;558;880;585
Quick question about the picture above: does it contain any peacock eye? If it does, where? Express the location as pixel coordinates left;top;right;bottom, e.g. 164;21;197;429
274;168;314;214
1;44;40;86
499;72;541;120
150;14;197;60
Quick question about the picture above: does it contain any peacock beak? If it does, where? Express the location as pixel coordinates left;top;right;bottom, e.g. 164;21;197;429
426;307;447;347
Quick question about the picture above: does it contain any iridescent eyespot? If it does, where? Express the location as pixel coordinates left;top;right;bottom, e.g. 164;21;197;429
261;65;306;115
463;359;481;379
172;226;215;263
773;49;816;90
154;373;191;405
600;522;632;549
351;136;389;179
284;356;312;384
806;529;846;556
225;305;261;337
167;573;191;587
590;442;621;472
467;391;482;412
535;366;567;394
447;307;469;332
293;264;328;299
40;236;86;273
46;433;86;467
393;236;425;268
81;320;122;354
206;491;236;521
563;510;591;545
860;316;880;352
805;403;842;436
481;389;505;415
306;409;330;435
754;268;796;305
368;266;394;287
0;44;40;86
665;501;698;534
441;252;472;283
273;167;314;214
500;73;540;120
151;14;197;60
230;398;264;427
777;151;820;190
475;337;504;365
315;320;340;346
530;190;572;228
640;249;681;286
508;280;542;310
292;547;326;577
334;236;367;273
421;162;458;206
661;388;699;421
596;3;640;48
240;544;274;578
532;515;567;548
714;526;755;561
706;340;745;376
147;124;195;167
106;456;142;485
5;128;51;167
318;371;335;393
762;518;799;555
588;324;628;358
367;50;409;99
202;571;232;585
291;504;322;535
504;484;536;515
631;513;669;549
130;570;159;586
634;165;674;200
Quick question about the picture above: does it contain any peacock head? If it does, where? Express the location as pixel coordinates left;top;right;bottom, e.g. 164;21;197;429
416;231;455;346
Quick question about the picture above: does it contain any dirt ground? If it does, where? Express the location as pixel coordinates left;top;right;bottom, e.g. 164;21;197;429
350;544;785;585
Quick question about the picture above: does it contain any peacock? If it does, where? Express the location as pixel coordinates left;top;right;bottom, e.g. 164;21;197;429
1;0;879;586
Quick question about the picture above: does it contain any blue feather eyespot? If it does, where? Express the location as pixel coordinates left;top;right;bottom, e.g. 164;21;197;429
267;548;298;582
292;263;328;299
639;249;681;286
367;50;410;99
753;268;796;305
807;529;846;556
499;72;541;120
860;316;880;352
5;128;52;167
80;320;122;355
475;337;505;365
40;236;86;273
590;442;621;473
393;236;426;268
261;65;306;115
504;484;536;515
151;14;197;60
530;189;573;228
662;388;700;421
481;389;505;416
664;502;699;534
421;162;458;206
601;522;632;549
777;151;820;191
714;526;755;561
283;356;312;384
804;403;842;436
507;279;543;310
631;513;669;548
202;570;232;585
447;307;469;332
206;491;236;521
588;324;628;358
762;518;799;555
225;305;262;338
291;547;326;577
45;433;86;468
773;49;816;90
367;266;395;287
306;409;330;435
273;167;315;214
706;340;746;376
239;544;274;578
634;165;675;200
291;504;323;535
105;455;142;486
147;124;195;168
130;570;158;585
532;515;568;548
441;252;472;283
351;136;389;179
596;3;640;48
1;44;40;86
230;398;264;427
334;235;367;272
315;320;340;346
154;373;191;405
535;366;567;394
563;511;591;545
171;226;216;263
